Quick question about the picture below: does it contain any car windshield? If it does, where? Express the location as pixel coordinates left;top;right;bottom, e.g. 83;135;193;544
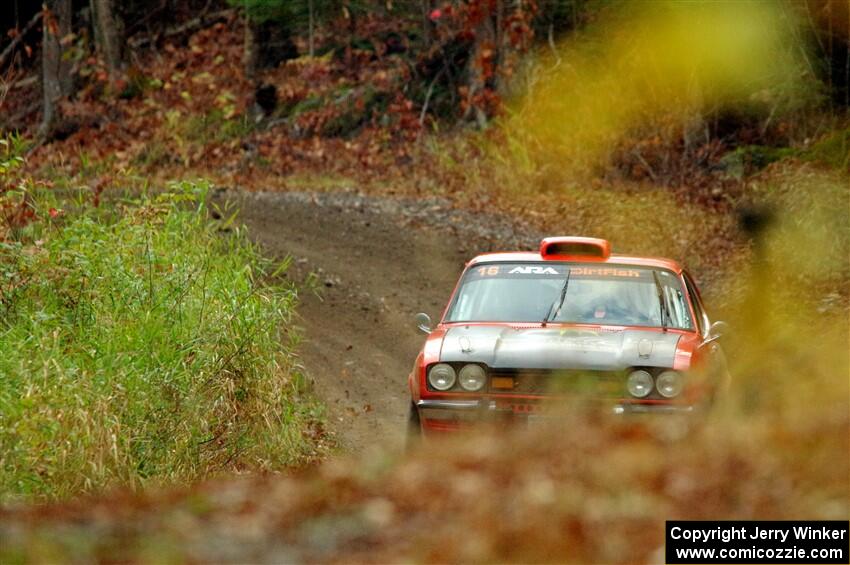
445;262;694;330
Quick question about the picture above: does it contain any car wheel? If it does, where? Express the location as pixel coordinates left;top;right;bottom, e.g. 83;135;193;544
405;402;421;450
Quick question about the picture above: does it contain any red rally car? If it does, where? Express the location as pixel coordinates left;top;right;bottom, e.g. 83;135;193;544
407;237;729;437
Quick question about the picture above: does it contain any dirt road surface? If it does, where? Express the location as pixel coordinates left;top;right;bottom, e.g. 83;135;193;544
225;190;541;453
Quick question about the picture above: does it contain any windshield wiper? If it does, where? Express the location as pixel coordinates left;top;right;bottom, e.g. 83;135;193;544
652;270;669;331
543;268;571;326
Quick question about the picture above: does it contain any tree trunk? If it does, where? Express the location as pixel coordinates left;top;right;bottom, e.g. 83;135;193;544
464;1;498;128
243;16;259;82
342;0;356;69
88;0;102;58
463;0;531;126
39;0;73;139
92;0;124;81
421;0;433;49
308;0;315;57
243;13;297;82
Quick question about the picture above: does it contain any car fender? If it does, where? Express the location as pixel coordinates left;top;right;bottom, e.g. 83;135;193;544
410;328;446;403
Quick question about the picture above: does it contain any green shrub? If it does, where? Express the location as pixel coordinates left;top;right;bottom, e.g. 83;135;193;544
0;181;323;502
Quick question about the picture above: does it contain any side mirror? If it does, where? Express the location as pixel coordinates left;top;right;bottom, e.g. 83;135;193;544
707;320;728;342
414;312;432;334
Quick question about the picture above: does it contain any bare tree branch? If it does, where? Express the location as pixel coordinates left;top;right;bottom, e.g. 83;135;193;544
0;11;43;70
128;9;234;50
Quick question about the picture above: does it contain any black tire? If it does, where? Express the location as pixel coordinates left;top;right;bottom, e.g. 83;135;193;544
405;402;421;451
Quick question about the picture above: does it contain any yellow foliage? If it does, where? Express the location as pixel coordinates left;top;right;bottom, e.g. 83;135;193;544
509;1;815;175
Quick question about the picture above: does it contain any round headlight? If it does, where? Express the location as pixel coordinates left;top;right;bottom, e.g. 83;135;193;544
656;370;683;398
626;370;654;398
428;363;456;391
458;364;486;391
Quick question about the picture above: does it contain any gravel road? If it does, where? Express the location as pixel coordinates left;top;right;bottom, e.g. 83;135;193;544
225;190;544;452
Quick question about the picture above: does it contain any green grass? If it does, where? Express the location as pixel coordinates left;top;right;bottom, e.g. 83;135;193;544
183;110;256;143
804;126;850;171
0;181;323;502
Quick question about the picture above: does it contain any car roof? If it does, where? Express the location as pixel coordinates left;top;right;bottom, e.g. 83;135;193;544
467;252;685;274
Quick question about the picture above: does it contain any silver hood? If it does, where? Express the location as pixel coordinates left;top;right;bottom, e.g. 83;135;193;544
440;325;680;371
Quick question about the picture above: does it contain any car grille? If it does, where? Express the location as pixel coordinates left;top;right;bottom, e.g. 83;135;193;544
487;369;625;396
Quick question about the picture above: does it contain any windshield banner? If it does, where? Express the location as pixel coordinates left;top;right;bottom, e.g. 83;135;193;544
469;264;651;280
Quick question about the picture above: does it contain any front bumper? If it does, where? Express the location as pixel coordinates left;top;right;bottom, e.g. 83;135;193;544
416;398;694;431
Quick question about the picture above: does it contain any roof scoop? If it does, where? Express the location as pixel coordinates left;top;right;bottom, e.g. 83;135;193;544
540;237;610;261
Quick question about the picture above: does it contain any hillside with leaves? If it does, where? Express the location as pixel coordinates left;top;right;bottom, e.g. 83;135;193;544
2;2;847;294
